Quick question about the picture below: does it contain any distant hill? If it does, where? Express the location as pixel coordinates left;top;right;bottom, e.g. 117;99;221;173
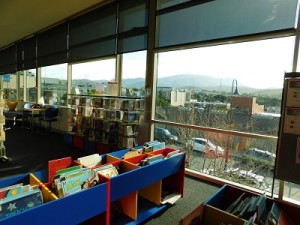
122;78;145;88
122;74;282;97
157;74;232;88
58;74;282;97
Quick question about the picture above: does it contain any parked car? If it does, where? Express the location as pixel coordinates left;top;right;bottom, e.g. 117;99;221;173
154;127;178;143
224;168;266;187
240;148;276;168
186;138;224;156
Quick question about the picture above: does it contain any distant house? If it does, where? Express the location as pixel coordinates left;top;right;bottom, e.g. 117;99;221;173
170;90;187;106
231;96;264;114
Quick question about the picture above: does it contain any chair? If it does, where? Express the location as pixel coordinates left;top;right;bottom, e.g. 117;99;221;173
22;102;33;129
39;106;59;134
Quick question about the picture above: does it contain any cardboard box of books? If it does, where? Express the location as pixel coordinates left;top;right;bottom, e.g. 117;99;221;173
204;184;262;225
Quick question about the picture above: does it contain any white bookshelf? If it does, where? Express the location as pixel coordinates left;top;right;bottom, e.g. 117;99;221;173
0;90;9;162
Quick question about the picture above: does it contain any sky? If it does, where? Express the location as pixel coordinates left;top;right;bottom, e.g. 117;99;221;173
157;37;295;89
44;36;295;89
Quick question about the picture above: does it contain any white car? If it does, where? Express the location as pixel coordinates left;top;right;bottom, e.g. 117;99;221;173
186;138;224;156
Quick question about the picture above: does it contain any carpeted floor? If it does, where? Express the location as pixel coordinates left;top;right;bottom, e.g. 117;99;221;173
0;124;86;179
0;123;221;225
142;176;220;225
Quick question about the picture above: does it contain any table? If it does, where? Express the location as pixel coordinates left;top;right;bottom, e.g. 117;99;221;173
23;108;45;131
3;110;23;128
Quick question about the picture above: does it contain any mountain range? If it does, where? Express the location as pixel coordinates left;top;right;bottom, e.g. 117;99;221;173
121;74;282;97
70;74;282;97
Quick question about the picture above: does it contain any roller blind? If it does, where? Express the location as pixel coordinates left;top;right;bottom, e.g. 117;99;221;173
16;42;23;71
0;45;16;74
156;0;299;48
69;2;117;62
37;22;68;67
23;36;37;70
117;0;149;53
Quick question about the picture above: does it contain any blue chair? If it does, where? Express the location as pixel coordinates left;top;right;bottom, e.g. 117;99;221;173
22;102;33;129
39;106;58;134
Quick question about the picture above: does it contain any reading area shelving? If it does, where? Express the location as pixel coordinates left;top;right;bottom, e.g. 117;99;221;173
67;94;144;152
0;146;185;225
0;90;8;162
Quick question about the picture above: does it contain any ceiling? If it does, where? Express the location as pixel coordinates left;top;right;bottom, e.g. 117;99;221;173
0;0;108;50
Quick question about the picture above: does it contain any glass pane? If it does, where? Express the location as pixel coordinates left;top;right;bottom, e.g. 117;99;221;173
119;0;148;33
19;72;24;100
156;0;298;47
121;51;146;97
71;58;116;95
25;69;37;103
69;4;116;46
118;34;148;54
1;73;17;101
69;39;116;63
154;122;277;193
282;181;300;205
69;3;117;62
157;0;189;9
40;64;67;106
155;37;294;136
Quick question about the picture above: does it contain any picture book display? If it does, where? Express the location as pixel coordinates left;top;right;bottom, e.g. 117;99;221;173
0;183;43;219
93;164;119;178
52;165;100;198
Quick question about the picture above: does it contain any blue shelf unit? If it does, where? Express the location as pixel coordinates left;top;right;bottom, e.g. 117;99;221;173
0;170;108;225
0;147;185;225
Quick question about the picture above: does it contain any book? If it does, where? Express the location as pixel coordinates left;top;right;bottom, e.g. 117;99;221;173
55;165;82;175
255;194;267;222
269;202;295;225
231;196;252;216
77;154;102;168
48;157;73;182
226;192;245;213
161;192;181;205
94;164;119;178
238;196;257;219
244;216;254;225
53;168;99;197
146;154;164;165
0;183;23;199
0;188;43;219
166;150;182;158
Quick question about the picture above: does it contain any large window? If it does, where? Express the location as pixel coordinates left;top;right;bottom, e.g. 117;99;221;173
40;64;68;105
154;37;295;192
25;69;37;103
71;58;116;95
121;51;147;97
1;73;17;101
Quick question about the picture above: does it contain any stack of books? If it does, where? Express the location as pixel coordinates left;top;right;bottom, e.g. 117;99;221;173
52;165;99;198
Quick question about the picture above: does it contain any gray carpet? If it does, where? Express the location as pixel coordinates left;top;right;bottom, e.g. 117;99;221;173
143;176;220;225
